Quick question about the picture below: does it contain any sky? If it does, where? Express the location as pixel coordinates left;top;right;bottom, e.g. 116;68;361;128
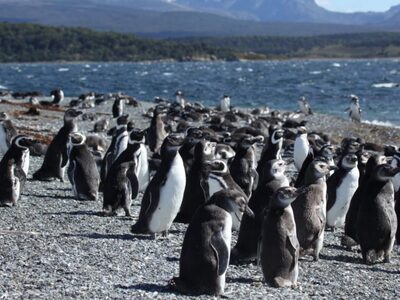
315;0;400;12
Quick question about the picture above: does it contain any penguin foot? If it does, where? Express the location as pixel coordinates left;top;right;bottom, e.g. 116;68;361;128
162;230;169;238
273;277;294;288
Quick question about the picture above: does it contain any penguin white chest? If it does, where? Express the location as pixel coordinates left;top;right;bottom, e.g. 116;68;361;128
208;175;226;197
391;160;400;192
0;125;8;154
327;167;359;227
149;154;186;233
137;144;149;192
114;133;128;160
350;104;360;121
294;135;309;170
21;149;30;176
220;98;230;112
217;211;232;293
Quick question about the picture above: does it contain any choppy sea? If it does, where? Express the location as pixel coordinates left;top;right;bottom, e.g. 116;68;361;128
0;59;400;126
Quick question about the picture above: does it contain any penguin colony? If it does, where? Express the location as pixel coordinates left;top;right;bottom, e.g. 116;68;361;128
0;91;399;296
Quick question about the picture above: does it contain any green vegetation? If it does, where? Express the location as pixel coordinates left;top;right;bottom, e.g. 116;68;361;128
1;22;400;62
0;22;234;62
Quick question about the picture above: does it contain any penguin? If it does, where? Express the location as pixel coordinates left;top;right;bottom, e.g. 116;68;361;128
326;154;359;229
103;161;137;217
342;154;386;249
131;134;186;237
169;189;254;296
294;126;310;171
100;114;129;188
347;95;361;122
220;95;231;112
214;143;235;162
93;118;109;133
229;135;263;197
256;126;284;183
292;160;335;261
0;159;22;207
392;152;400;244
50;89;64;104
146;107;167;154
175;90;185;108
33;109;83;181
357;164;399;264
112;97;125;118
298;96;313;115
230;159;289;264
0;112;17;155
67;133;100;201
175;140;216;224
259;187;305;288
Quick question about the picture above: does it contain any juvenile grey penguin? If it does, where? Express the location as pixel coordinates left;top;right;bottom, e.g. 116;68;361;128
357;164;399;264
147;107;167;154
175;140;216;224
131;134;186;237
220;95;231;112
67;133;100;201
231;159;289;264
347;95;361;122
0;112;17;154
292;160;335;261
259;187;305;288
326;154;359;229
0;159;22;207
169;189;254;296
33;109;83;181
229;135;264;197
103;161;137;217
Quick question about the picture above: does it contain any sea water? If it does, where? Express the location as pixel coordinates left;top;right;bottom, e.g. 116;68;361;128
0;59;399;125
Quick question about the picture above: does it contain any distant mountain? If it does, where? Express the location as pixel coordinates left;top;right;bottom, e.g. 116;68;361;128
0;0;398;38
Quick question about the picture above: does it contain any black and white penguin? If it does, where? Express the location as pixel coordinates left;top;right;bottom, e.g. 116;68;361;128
169;189;254;296
131;134;186;237
0;135;36;179
229;135;263;197
103;161;137;217
175;90;185;108
175;140;216;224
292;160;335;261
220;95;231;112
146;107;168;154
100;114;129;188
347;95;361;122
0;159;22;207
342;154;386;249
294;126;310;171
298;96;313;115
230;159;289;264
33;109;83;181
256;126;284;183
0;112;17;155
112;97;125;118
67;133;100;201
51;89;64;104
326;154;359;229
390;152;400;244
357;164;399;264
259;187;305;288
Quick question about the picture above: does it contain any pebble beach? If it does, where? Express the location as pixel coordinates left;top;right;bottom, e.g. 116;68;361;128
0;96;399;299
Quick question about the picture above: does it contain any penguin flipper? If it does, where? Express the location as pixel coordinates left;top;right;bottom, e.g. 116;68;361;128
210;231;229;276
250;168;259;191
127;168;139;200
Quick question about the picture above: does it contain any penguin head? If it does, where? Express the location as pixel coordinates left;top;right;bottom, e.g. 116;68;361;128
238;135;264;150
161;134;184;155
272;186;308;209
205;159;228;175
269;126;284;144
197;140;216;159
319;144;335;160
128;128;146;144
341;154;358;170
69;132;86;146
0;112;9;121
211;190;254;220
375;164;400;181
296;126;307;136
64;109;83;122
214;144;235;161
13;135;37;149
350;95;359;104
308;160;336;182
269;159;286;179
116;114;130;125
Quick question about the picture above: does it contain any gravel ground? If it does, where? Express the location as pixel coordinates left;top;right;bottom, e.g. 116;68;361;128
0;98;399;299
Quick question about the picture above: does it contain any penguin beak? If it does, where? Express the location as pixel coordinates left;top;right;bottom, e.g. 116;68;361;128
329;165;338;171
245;205;255;218
295;186;309;196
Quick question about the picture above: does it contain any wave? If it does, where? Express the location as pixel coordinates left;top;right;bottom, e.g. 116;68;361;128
0;84;8;89
372;82;399;88
364;120;400;129
58;68;69;72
